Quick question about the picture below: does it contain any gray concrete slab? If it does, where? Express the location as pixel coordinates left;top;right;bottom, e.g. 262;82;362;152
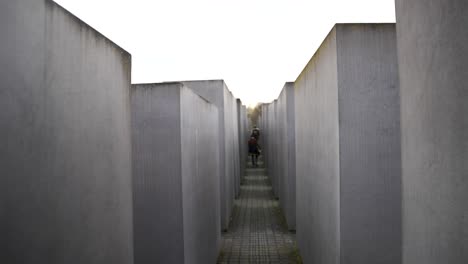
277;83;296;231
294;24;401;264
182;80;240;231
0;1;133;263
237;100;248;193
265;102;281;200
272;101;280;199
131;83;220;264
395;1;468;263
264;101;279;199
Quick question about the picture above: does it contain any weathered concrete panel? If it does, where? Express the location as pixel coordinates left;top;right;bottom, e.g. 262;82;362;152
295;24;401;264
242;105;249;170
182;80;239;231
0;1;133;263
262;91;296;233
261;88;295;233
273;101;280;198
295;27;340;264
395;1;468;263
180;87;221;264
336;24;401;264
277;83;296;230
268;101;279;196
131;83;220;264
131;84;183;264
237;100;248;192
230;97;240;200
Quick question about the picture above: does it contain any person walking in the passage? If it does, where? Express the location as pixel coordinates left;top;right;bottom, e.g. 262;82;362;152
251;125;260;141
248;136;260;167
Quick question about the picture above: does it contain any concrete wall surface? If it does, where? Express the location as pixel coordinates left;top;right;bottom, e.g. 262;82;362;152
265;103;275;188
276;90;286;214
336;24;401;264
261;82;296;231
230;99;240;199
226;87;241;214
182;80;239;231
269;101;279;198
260;104;269;170
237;100;248;191
0;1;133;263
278;83;296;230
273;101;280;198
180;87;221;264
131;83;220;264
294;24;401;264
244;106;249;170
295;26;341;264
395;1;468;263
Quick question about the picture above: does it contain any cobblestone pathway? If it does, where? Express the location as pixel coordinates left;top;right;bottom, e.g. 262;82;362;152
217;162;301;264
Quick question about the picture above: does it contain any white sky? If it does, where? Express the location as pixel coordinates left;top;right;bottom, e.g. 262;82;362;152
54;0;395;107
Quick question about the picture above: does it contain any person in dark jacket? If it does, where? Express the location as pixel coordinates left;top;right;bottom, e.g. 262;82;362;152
248;136;260;167
251;125;260;141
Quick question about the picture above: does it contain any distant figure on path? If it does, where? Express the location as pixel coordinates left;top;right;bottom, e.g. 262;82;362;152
251;125;260;141
248;136;261;167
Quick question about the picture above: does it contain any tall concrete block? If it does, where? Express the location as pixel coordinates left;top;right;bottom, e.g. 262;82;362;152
0;1;133;263
131;83;220;264
265;104;272;184
295;24;401;264
277;83;296;230
259;104;267;167
235;99;242;198
237;100;248;188
235;100;240;197
265;103;275;182
231;99;241;200
272;101;281;198
260;83;296;230
242;105;249;167
395;1;468;263
182;80;239;230
265;103;275;181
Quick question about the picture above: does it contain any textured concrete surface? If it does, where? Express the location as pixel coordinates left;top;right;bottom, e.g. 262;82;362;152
217;160;300;263
237;100;248;194
259;104;269;172
235;100;240;198
295;27;340;264
273;102;281;199
0;1;133;263
395;1;468;263
261;83;296;231
294;24;401;264
183;80;240;231
278;83;296;231
131;83;220;264
264;101;280;199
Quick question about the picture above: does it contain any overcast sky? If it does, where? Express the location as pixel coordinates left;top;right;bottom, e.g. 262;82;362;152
54;0;395;106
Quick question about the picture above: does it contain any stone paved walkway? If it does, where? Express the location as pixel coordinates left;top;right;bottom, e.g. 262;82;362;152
217;161;301;264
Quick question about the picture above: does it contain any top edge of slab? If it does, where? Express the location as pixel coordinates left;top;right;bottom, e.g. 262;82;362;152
182;87;213;105
180;79;226;85
131;82;215;105
48;0;131;57
181;80;237;96
132;82;183;87
335;22;396;26
293;22;396;84
278;82;295;98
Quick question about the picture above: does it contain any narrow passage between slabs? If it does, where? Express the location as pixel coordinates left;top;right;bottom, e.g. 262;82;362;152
217;158;302;264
